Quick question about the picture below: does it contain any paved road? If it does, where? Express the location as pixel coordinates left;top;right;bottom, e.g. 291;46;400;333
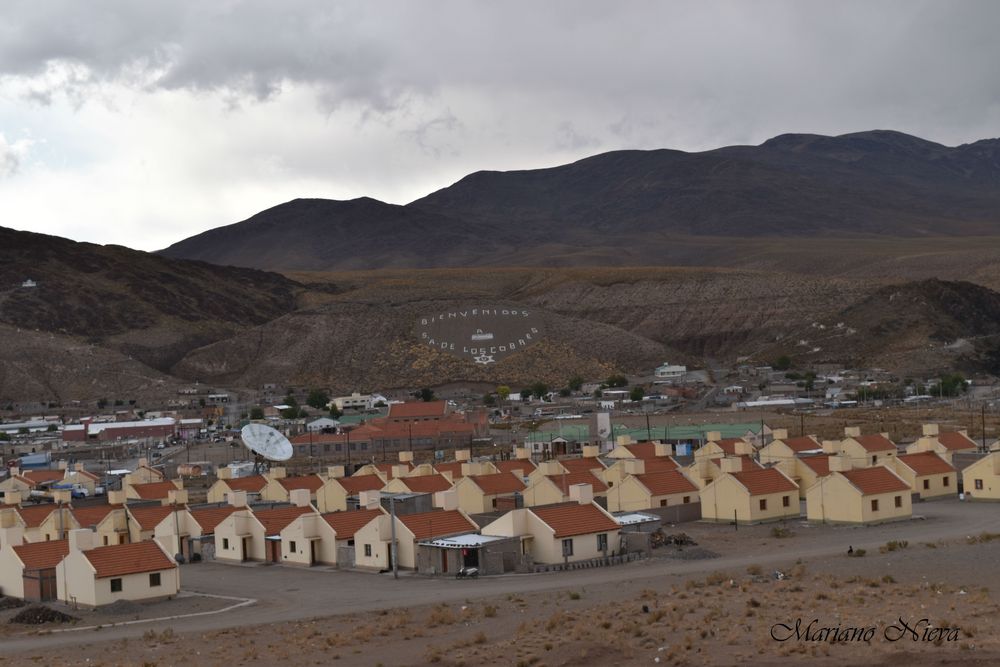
7;498;999;653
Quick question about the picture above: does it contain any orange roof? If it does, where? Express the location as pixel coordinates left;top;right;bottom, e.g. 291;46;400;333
18;470;65;487
897;452;955;476
71;504;123;528
636;470;698;496
375;462;413;479
13;539;69;570
938;432;978;451
322;508;385;539
72;469;101;481
715;438;747;456
83;541;176;578
399;474;453;494
559;457;606;473
781;436;823;454
278;475;324;493
338;474;385;494
710;455;763;472
731;468;798;496
840;467;910;495
388;401;448;419
547;471;609;494
799;455;831;476
223;475;268;493
253;505;315;536
852;434;896;453
434;461;466;479
495;459;536;477
398;509;476;540
530;503;620;538
128;505;181;530
189;506;241;533
130;481;179;500
15;504;58;528
623;443;659;459
640;457;679;473
469;472;527;495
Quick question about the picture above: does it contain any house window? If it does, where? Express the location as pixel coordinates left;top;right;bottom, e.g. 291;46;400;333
782;495;790;508
975;479;984;490
660;499;667;507
923;479;930;490
597;533;608;552
324;444;330;452
335;444;342;452
103;536;109;546
364;544;372;557
871;499;879;512
683;496;690;504
110;578;123;593
492;498;498;509
149;572;161;587
223;538;230;550
289;541;297;553
562;538;574;557
759;498;767;511
943;477;950;487
894;496;902;508
872;455;877;465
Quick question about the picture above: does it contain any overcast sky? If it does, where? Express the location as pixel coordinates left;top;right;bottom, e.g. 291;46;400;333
2;0;999;251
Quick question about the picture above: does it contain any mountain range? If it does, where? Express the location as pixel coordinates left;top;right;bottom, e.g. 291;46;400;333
160;130;1000;271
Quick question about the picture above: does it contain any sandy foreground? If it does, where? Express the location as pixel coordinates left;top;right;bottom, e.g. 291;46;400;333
3;527;1000;666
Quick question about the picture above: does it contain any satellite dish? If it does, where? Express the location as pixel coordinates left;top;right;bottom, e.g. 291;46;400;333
241;423;293;462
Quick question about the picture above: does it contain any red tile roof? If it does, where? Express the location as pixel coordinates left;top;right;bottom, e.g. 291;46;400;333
71;504;123;528
469;472;527;495
189;506;241;533
495;459;536;477
559;457;606;473
127;505;181;530
83;541;176;578
14;539;69;570
710;455;763;472
547;471;609;494
223;475;268;493
253;505;315;536
781;436;823;454
851;434;896;453
375;462;413;479
18;470;65;487
388;401;448;419
15;505;58;528
937;431;978;451
636;470;699;496
897;452;955;476
623;443;659;459
798;455;831;476
715;438;747;456
840;467;910;495
398;510;476;540
322;508;385;539
434;461;466;479
277;475;324;493
338;474;385;495
130;481;179;500
398;474;453;494
731;468;798;496
640;457;679;473
530;503;620;538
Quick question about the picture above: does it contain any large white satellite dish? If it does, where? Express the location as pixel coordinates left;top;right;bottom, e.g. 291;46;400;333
241;423;293;462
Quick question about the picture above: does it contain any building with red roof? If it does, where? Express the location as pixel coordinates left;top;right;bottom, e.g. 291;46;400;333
894;452;956;499
806;461;912;524
482;500;621;565
700;462;800;524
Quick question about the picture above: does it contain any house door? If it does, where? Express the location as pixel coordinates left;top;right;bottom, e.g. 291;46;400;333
387;543;393;570
268;540;280;563
441;550;448;573
310;541;317;566
462;548;479;568
241;537;250;562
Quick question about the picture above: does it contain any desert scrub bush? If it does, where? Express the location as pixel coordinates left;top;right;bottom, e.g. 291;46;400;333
770;526;794;538
746;564;762;576
568;591;581;600
428;604;457;627
848;548;866;557
705;571;729;586
880;540;909;553
482;604;497;618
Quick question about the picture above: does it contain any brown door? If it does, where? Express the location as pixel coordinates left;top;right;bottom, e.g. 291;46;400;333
441;550;448;573
268;540;280;563
310;541;317;566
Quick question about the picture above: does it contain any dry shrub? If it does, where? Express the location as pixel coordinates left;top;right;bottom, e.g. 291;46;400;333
428;604;458;627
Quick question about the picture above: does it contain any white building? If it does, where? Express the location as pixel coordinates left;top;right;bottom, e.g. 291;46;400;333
655;362;687;380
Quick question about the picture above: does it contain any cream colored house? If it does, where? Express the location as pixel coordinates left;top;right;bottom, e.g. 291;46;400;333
215;491;317;563
481;497;621;565
317;473;386;513
261;473;325;503
0;468;66;496
838;427;897;467
127;504;184;543
805;458;912;524
453;472;527;514
602;456;678;490
522;470;608;507
694;433;753;462
383;474;454;496
793;455;831;499
893;452;956;500
352;507;477;571
206;472;269;504
70;503;129;547
606;467;699;512
906;424;980;462
687;455;763;489
699;462;799;524
0;531;67;601
58;530;179;608
122;459;165;487
758;429;823;465
962;451;1000;501
606;442;674;461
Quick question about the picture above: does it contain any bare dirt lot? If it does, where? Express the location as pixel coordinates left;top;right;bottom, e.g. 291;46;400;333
4;499;1000;666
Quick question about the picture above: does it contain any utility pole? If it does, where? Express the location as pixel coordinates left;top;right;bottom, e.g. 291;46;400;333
389;495;399;580
645;413;652;443
982;402;988;452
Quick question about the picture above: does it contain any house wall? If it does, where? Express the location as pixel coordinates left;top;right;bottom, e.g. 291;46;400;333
606;476;696;512
353;515;391;570
94;511;130;547
758;442;794;465
454;478;488;515
526;513;621;564
521;479;564;507
961;455;1000;501
153;510;202;559
700;476;798;524
58;551;179;607
894;466;956;500
0;546;25;597
317;481;350;513
214;512;263;562
280;515;337;566
261;478;291;503
805;474;911;524
37;508;75;542
840;439;894;467
206;480;231;504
